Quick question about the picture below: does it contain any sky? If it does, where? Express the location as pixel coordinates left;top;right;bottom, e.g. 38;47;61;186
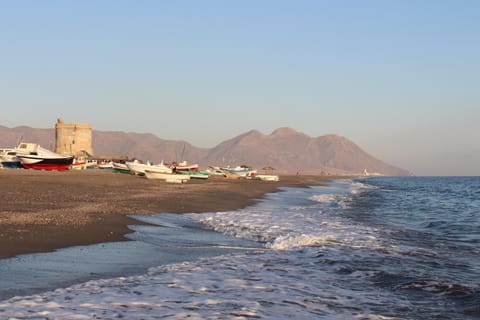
1;0;479;175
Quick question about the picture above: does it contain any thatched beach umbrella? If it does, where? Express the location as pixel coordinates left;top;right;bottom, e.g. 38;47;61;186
261;166;275;174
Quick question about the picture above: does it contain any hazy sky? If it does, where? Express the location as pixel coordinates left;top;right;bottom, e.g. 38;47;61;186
1;1;479;175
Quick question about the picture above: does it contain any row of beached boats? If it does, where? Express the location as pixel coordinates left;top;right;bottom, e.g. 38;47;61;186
0;142;280;183
119;160;278;183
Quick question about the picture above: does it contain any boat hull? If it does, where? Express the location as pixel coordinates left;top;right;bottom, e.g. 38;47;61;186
221;166;257;177
112;162;131;174
126;161;172;175
179;170;209;179
256;174;280;181
145;170;190;183
0;149;22;168
18;156;74;171
0;161;22;169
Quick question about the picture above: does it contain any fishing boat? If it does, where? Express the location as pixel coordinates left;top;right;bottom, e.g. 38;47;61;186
15;143;74;171
170;161;199;172
70;159;87;170
144;169;190;183
126;160;172;175
256;174;280;181
0;148;22;168
205;166;227;177
178;169;209;179
221;165;257;177
111;162;131;174
97;161;113;170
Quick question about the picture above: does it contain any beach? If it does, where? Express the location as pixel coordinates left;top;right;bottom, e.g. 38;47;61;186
0;169;330;259
1;175;478;318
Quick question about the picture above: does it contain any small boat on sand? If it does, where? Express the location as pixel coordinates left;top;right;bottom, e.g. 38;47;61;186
256;174;280;181
178;170;209;179
126;160;172;175
221;165;257;177
170;161;199;172
0;148;22;168
144;169;190;183
97;161;113;170
205;166;227;177
112;162;131;174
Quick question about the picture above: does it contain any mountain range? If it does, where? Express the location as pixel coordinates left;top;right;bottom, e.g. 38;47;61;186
0;125;409;175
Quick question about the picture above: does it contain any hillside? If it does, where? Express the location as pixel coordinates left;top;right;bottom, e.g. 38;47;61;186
201;127;408;175
0;125;409;175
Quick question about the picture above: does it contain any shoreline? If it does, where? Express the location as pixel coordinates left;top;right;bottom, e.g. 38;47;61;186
0;170;336;259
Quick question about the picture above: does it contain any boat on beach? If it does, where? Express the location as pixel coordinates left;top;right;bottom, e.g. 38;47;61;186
97;161;113;170
170;161;199;172
111;162;131;174
256;174;280;181
178;170;209;179
0;148;22;168
144;169;190;183
221;165;257;177
205;166;228;177
126;160;172;175
15;143;74;171
70;159;87;170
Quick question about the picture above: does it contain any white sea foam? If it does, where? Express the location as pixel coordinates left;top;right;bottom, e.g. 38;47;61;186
308;180;375;207
190;182;381;252
0;251;411;319
309;193;338;203
347;180;377;192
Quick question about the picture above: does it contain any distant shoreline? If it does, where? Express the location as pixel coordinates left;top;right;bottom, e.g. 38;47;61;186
0;170;336;259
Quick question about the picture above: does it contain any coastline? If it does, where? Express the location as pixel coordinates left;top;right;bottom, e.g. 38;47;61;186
0;170;335;259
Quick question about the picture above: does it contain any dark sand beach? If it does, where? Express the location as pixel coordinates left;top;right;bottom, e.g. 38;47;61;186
0;169;332;259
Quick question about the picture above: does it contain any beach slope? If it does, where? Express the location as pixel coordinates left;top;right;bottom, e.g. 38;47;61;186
0;170;331;259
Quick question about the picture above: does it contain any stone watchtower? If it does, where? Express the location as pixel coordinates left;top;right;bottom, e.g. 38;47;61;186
55;118;93;157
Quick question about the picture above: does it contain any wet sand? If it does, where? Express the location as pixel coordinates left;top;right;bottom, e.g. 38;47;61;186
0;169;334;259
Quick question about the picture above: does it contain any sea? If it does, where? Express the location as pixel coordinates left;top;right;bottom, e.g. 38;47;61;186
0;177;479;319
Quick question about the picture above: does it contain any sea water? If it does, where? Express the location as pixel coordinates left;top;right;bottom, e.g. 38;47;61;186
0;177;479;319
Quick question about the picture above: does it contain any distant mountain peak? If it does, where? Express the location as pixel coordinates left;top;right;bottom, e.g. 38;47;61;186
242;129;263;137
270;127;302;136
320;133;344;139
320;134;350;142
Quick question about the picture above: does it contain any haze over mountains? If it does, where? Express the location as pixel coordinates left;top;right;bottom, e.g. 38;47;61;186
0;125;409;175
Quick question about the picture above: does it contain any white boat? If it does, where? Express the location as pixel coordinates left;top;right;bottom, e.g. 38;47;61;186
111;162;131;173
221;165;257;177
70;157;96;170
178;170;209;179
70;159;87;170
15;143;74;171
126;160;172;175
144;169;190;183
85;159;98;169
170;161;199;172
206;166;228;177
97;161;113;170
256;174;280;181
0;148;22;168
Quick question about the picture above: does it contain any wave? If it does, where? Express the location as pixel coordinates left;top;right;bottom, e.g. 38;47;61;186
0;251;413;320
308;193;349;209
190;181;382;252
396;279;478;297
267;234;343;250
308;180;376;208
